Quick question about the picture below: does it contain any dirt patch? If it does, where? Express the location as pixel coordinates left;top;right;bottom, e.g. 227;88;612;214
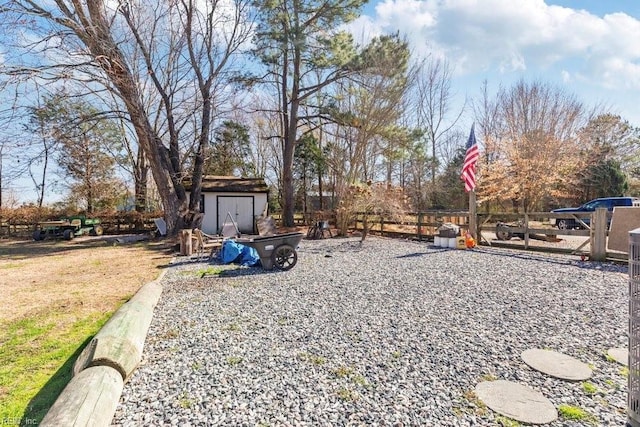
0;235;173;324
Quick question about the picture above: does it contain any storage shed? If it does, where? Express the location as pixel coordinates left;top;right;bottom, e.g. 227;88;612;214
186;176;269;235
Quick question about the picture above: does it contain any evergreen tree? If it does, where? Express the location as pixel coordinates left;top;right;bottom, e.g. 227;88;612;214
206;121;254;177
251;0;407;226
577;114;638;199
37;93;122;212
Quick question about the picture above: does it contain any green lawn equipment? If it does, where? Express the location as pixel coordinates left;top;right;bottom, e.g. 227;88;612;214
33;216;103;241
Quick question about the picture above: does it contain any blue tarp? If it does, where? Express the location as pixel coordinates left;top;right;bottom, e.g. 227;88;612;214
219;240;261;267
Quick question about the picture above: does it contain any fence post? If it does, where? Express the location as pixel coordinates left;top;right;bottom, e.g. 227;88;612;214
354;212;362;233
417;212;423;241
591;208;607;261
180;229;193;256
524;213;530;249
380;215;385;236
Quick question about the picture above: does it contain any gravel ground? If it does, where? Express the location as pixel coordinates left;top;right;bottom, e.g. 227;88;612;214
112;236;629;426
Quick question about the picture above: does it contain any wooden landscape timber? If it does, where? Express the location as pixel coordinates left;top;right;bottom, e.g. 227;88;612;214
39;366;124;427
72;280;163;380
40;279;163;425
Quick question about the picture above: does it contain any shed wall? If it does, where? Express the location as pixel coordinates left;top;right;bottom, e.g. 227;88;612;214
194;192;267;235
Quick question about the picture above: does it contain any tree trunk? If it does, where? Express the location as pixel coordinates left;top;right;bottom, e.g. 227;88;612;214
119;104;183;235
281;42;299;227
361;214;369;243
87;191;93;214
318;170;323;211
134;170;148;213
134;150;148;213
302;168;308;218
282;140;296;227
187;91;211;217
73;3;186;235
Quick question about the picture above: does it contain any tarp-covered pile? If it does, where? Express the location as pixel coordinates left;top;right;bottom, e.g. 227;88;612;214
219;240;260;267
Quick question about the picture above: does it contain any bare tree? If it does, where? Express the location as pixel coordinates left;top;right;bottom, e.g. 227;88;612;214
1;0;254;234
245;94;286;205
396;57;464;210
323;38;413;188
476;79;586;212
413;58;464;184
26;98;59;208
337;181;410;242
471;80;502;211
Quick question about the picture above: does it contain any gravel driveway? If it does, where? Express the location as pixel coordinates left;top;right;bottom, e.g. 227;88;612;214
112;236;629;426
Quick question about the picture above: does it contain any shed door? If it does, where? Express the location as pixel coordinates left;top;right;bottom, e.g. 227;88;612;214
217;196;255;234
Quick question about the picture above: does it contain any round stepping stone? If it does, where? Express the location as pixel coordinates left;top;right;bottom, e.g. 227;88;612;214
475;380;557;424
607;347;628;366
521;348;592;381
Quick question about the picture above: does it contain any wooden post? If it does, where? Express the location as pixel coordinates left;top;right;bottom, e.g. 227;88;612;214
591;208;607;261
180;229;193;256
469;191;477;240
524;213;530;249
417;212;423;241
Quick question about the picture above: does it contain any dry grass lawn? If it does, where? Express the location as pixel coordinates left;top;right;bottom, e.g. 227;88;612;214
0;236;170;323
0;235;173;423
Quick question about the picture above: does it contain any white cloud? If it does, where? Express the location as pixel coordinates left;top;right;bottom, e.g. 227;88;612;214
344;15;383;46
376;0;436;28
366;0;640;89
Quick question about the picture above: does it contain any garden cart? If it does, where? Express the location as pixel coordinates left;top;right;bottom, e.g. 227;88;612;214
235;232;304;270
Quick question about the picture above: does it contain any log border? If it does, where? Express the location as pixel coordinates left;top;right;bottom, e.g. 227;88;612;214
40;269;167;426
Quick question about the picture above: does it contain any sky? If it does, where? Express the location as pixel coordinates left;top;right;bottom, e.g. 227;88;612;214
3;0;640;205
354;0;640;126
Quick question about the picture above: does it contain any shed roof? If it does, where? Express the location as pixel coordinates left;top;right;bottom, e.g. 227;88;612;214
185;176;269;193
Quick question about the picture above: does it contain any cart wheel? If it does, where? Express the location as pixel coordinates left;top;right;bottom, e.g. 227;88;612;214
63;229;74;240
306;226;315;239
495;229;512;241
90;225;104;236
33;230;45;241
272;244;297;270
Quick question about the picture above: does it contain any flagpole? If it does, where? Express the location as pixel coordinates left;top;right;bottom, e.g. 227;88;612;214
469;190;477;241
461;123;479;241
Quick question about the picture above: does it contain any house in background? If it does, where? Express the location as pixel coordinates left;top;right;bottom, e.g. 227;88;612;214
185;176;269;235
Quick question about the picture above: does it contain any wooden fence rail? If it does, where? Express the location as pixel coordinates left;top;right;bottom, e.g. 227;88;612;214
341;208;618;261
2;208;626;261
0;216;159;238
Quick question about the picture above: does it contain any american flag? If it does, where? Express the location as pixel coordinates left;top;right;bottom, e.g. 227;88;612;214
461;124;479;192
